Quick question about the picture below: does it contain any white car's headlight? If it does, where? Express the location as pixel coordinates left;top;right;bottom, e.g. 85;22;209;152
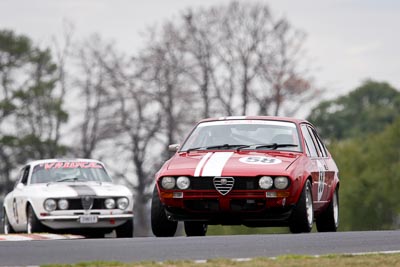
58;199;69;210
259;176;273;189
161;177;175;189
117;197;129;210
105;198;116;209
274;176;289;189
44;199;57;212
176;176;190;190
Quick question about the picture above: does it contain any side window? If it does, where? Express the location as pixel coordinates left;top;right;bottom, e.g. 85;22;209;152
20;166;30;185
310;128;328;158
300;125;318;157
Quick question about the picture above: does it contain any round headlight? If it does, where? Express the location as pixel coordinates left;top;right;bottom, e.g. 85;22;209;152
161;177;176;189
176;176;190;190
259;176;273;189
58;199;69;210
117;197;129;210
274;176;289;189
44;199;57;212
105;198;116;209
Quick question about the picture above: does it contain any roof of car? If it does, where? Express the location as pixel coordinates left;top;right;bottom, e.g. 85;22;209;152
26;158;103;167
198;116;309;125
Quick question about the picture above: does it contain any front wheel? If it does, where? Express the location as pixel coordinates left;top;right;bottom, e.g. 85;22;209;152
116;218;134;238
27;205;44;234
316;188;339;232
3;208;15;234
184;221;207;236
289;180;314;233
151;186;177;237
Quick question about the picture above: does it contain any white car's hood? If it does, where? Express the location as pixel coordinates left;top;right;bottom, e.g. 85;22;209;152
28;182;132;198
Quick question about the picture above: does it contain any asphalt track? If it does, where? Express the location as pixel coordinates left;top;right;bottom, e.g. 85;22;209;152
0;230;399;266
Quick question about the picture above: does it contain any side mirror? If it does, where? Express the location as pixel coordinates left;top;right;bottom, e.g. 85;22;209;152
168;144;180;152
16;183;25;190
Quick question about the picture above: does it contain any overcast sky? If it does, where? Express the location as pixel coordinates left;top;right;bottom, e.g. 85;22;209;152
1;0;399;101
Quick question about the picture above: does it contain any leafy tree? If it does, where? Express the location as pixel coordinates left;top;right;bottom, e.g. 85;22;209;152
331;118;400;230
308;80;400;140
0;30;68;194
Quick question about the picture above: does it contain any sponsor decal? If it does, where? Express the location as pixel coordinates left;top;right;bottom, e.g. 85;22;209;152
194;152;234;177
42;162;103;170
239;156;282;165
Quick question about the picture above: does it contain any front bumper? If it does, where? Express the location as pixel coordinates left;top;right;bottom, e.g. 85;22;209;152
160;190;295;226
39;211;133;229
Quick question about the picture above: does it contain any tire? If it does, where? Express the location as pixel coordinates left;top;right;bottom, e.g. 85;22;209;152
151;186;177;237
289;180;314;233
316;188;339;232
27;205;44;234
184;221;207;237
3;208;15;234
116;218;134;238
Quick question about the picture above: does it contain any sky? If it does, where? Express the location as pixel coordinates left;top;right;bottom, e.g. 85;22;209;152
1;0;399;101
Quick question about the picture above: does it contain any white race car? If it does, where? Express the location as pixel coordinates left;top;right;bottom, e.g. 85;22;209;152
2;159;134;238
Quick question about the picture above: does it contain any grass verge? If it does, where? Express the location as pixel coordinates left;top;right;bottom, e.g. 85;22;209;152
42;253;400;267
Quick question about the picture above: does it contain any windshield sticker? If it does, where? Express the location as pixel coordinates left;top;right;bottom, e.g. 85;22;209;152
41;162;103;170
239;156;282;165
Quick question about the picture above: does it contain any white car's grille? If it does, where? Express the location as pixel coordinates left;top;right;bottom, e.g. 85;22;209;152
81;196;94;210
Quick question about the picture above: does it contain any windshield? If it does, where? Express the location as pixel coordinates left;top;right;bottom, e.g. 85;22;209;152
30;161;113;184
180;120;302;152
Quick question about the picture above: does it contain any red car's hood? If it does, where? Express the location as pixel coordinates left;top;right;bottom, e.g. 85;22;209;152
166;151;300;177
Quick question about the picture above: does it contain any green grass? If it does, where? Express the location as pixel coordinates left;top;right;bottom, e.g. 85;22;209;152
42;253;400;267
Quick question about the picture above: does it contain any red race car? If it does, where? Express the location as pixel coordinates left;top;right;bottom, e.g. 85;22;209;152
151;116;339;236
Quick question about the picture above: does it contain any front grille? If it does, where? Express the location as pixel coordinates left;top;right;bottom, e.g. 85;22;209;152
190;177;259;190
55;198;107;210
213;177;235;195
81;196;94;210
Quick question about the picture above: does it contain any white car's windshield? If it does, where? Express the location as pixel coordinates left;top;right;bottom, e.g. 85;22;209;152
31;161;113;184
180;120;302;152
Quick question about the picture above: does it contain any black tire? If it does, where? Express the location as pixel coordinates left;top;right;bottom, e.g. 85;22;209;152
184;221;207;237
151;186;177;237
116;218;134;238
316;188;339;232
3;208;15;234
27;205;44;234
289;180;314;233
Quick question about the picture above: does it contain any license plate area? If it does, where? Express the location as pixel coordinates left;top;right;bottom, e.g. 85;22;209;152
79;215;98;224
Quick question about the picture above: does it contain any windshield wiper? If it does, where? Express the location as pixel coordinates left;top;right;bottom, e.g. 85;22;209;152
255;143;298;150
185;146;209;152
204;144;251;150
185;144;249;152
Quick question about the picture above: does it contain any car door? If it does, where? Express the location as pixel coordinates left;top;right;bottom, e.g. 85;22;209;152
12;166;30;230
300;124;329;211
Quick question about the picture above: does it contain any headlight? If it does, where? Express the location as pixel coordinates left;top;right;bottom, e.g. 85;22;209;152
176;176;190;190
274;176;289;189
161;177;175;189
117;197;129;210
105;198;116;209
58;199;69;210
259;176;273;189
44;199;57;212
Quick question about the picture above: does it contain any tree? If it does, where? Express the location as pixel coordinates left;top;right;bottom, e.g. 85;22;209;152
0;30;68;195
308;80;400;140
331;117;400;230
